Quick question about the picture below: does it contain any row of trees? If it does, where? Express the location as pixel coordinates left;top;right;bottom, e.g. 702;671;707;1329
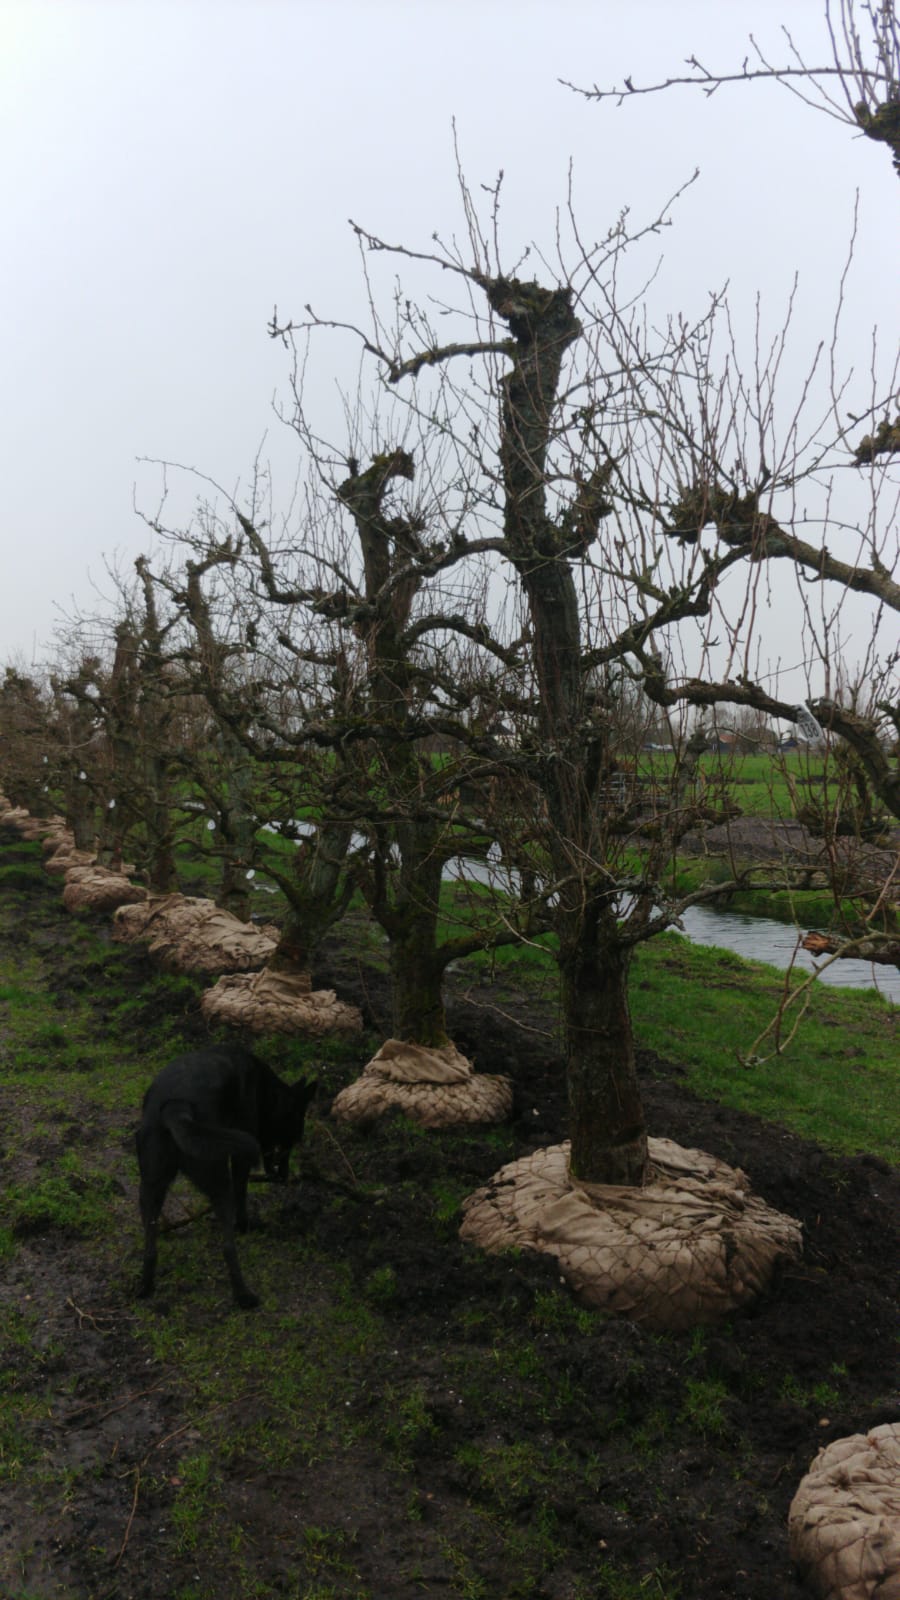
2;1;896;1189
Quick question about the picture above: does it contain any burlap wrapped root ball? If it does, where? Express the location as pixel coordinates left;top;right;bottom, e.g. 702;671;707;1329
201;965;362;1036
61;862;148;914
41;827;77;858
331;1038;513;1128
789;1424;900;1600
112;893;277;974
0;806;65;838
460;1138;802;1331
44;840;95;874
0;806;31;829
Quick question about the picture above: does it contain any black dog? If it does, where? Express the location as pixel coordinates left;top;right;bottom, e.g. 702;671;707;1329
136;1044;316;1309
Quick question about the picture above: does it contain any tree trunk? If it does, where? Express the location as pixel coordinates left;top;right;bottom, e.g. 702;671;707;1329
389;924;449;1046
560;925;648;1186
269;819;354;975
67;781;95;852
486;273;651;1186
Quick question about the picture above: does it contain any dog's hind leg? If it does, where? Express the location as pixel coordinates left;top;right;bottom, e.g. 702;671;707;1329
136;1127;176;1299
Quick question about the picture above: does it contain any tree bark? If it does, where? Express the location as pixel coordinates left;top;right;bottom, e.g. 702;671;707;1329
561;920;648;1185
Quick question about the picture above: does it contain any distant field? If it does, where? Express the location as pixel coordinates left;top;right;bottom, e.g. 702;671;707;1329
640;749;840;818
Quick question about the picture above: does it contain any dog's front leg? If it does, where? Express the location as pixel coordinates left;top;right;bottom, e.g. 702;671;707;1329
138;1178;160;1298
210;1184;260;1310
231;1156;252;1233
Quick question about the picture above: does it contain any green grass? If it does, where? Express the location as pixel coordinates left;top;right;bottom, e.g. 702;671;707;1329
0;824;896;1600
639;749;841;820
631;935;898;1160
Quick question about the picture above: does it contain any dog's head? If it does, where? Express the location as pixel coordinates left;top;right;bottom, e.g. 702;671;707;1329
262;1077;317;1184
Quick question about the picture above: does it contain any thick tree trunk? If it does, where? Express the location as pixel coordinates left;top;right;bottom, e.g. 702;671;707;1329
67;783;95;852
488;272;651;1185
389;928;449;1045
560;927;648;1186
145;757;176;893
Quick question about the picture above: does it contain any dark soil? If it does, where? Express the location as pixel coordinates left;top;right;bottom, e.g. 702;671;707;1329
2;827;899;1600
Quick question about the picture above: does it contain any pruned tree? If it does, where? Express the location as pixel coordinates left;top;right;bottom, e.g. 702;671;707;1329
138;489;363;969
0;665;56;816
566;0;899;973
566;0;900;181
232;441;536;1048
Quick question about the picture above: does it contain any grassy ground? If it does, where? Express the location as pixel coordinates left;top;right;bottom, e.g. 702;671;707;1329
439;880;898;1162
1;831;899;1600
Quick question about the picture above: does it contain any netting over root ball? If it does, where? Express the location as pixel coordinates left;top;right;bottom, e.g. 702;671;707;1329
460;1138;802;1331
44;845;95;875
41;828;76;858
200;966;363;1036
331;1038;513;1128
0;807;64;839
788;1424;900;1600
61;866;148;914
113;894;278;974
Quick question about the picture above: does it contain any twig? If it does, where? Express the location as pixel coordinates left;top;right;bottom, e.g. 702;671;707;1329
115;1466;142;1568
113;1387;263;1567
456;985;558;1041
64;1296;123;1333
65;1379;169;1427
312;1120;362;1189
158;1204;211;1232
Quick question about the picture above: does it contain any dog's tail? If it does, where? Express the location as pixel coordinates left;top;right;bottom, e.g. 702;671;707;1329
159;1102;261;1165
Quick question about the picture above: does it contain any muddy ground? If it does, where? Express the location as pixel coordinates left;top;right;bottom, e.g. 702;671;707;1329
1;827;899;1600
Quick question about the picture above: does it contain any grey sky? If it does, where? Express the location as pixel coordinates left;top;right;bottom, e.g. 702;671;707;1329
1;0;897;689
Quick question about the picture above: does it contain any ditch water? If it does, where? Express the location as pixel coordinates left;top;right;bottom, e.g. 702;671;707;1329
677;902;899;1005
446;853;900;1006
262;825;898;1005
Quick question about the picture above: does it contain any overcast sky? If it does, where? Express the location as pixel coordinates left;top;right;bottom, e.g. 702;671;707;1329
2;0;897;689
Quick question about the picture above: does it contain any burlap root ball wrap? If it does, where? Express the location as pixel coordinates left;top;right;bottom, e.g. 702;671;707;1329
460;1138;802;1331
61;863;148;913
113;893;278;974
201;965;362;1036
331;1038;513;1128
788;1424;900;1600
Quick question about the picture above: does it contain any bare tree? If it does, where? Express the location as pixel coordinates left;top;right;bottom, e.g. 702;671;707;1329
0;665;56;816
265;146;876;1183
233;443;535;1044
565;0;899;975
566;0;900;181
